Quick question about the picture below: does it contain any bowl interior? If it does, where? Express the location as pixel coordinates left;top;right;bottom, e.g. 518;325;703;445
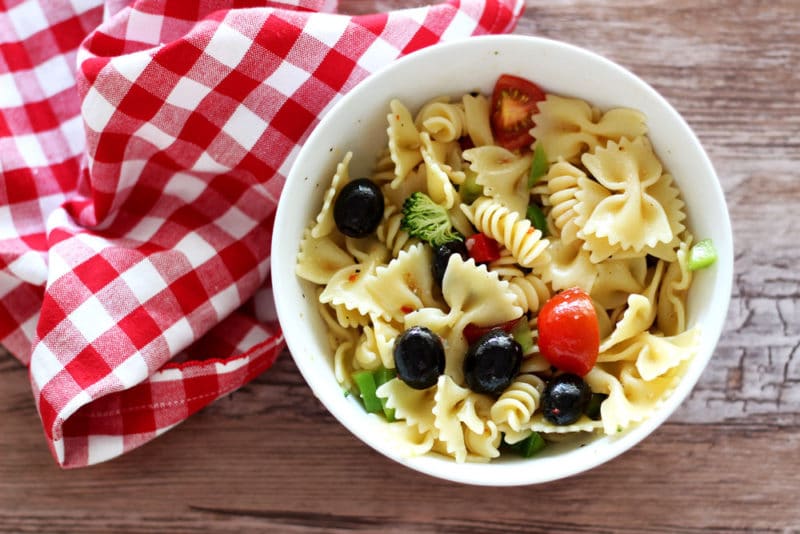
272;35;733;486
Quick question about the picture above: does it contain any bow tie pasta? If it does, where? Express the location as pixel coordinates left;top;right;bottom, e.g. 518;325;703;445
295;74;709;464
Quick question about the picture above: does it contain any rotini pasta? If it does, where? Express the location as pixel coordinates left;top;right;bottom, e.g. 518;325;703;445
463;197;550;269
490;374;545;432
415;97;466;143
506;273;550;315
544;159;584;244
487;248;522;278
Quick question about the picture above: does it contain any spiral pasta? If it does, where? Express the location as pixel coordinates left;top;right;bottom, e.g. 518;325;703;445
415;97;466;143
506;273;550;314
487;249;523;278
463;197;550;268
544;159;584;244
490;374;546;432
488;253;551;321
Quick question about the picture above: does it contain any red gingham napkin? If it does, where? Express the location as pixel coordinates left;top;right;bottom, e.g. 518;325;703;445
0;0;523;467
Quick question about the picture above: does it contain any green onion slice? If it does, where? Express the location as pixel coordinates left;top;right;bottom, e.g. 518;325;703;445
373;367;397;422
511;432;547;458
352;370;383;414
526;204;548;236
688;238;717;271
510;318;535;356
528;143;548;188
460;168;483;204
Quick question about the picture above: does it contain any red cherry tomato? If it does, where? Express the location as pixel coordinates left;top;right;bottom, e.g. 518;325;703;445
490;74;546;152
537;287;599;376
465;233;501;263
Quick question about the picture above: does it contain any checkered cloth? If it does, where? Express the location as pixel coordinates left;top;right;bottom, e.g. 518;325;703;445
0;0;523;467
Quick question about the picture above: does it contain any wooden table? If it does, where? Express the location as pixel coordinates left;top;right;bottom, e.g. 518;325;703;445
2;1;798;531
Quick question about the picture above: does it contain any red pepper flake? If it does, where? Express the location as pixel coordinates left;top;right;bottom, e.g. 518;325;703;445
400;305;415;314
348;269;361;283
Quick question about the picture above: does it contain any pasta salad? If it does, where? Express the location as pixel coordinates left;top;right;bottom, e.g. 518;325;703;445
295;74;708;463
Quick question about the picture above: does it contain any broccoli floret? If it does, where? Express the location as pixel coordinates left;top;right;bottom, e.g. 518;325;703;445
400;192;462;247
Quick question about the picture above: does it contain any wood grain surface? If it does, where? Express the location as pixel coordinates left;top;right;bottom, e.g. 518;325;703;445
2;1;799;532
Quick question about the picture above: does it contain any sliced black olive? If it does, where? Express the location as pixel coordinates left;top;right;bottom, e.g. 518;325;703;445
541;373;592;425
432;240;468;287
393;326;446;390
333;178;384;238
463;329;522;396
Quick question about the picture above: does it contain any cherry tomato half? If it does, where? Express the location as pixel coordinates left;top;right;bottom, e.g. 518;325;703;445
490;74;546;152
537;287;599;376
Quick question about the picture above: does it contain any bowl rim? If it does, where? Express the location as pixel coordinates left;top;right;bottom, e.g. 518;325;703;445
271;34;734;486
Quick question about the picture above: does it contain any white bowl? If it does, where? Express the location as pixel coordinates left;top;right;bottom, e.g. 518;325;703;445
272;35;733;486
